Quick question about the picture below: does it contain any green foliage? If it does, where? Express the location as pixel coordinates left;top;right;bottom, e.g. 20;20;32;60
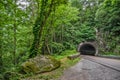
50;42;65;54
37;4;79;54
3;71;20;80
0;0;35;75
96;0;120;34
95;0;120;54
22;50;80;80
77;23;96;41
1;0;120;78
0;74;3;80
53;50;77;60
30;0;69;58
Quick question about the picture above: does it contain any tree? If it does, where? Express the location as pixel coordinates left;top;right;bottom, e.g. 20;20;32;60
29;0;68;58
46;4;79;54
0;0;36;73
95;0;120;54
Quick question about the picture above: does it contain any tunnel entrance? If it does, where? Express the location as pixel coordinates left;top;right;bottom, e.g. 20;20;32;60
79;43;96;55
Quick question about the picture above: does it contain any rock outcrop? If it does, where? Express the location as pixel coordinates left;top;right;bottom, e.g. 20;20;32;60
21;55;60;74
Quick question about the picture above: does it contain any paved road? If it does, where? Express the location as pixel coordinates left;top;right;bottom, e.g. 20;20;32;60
59;56;120;80
83;55;120;71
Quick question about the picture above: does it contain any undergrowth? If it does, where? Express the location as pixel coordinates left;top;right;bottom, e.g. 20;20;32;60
21;50;80;80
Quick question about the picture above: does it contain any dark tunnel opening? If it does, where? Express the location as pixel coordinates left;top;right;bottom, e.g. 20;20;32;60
79;44;96;55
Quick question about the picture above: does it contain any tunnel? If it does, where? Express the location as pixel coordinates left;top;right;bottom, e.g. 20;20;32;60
78;43;97;55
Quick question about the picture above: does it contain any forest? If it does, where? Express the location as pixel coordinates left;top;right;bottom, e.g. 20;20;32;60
0;0;120;80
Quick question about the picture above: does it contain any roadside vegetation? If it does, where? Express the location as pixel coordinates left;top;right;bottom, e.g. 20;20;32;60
0;0;120;80
21;50;80;80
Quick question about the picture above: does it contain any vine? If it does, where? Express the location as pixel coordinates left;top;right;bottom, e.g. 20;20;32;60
29;0;68;58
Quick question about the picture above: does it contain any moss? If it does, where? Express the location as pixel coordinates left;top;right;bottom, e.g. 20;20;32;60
21;50;80;80
21;55;60;74
22;61;39;73
48;56;60;67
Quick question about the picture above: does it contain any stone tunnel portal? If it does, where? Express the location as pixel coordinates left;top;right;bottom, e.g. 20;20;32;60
78;43;96;55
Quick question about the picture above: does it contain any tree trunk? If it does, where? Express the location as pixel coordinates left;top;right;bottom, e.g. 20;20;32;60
29;0;54;58
0;21;3;73
13;23;17;65
13;0;17;65
0;45;2;73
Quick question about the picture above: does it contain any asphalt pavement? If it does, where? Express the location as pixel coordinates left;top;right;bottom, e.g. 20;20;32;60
59;55;120;80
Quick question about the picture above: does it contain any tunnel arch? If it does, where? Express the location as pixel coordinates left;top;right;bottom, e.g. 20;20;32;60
78;42;98;55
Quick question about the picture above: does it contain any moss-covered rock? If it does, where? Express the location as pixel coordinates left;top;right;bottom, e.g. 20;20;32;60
21;55;60;74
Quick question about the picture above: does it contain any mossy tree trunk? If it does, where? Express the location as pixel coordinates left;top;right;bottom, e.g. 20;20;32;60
0;34;3;73
0;39;3;74
29;0;54;58
0;55;2;74
29;0;68;58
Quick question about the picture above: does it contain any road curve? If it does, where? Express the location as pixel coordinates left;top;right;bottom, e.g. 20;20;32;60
82;55;120;72
59;55;120;80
